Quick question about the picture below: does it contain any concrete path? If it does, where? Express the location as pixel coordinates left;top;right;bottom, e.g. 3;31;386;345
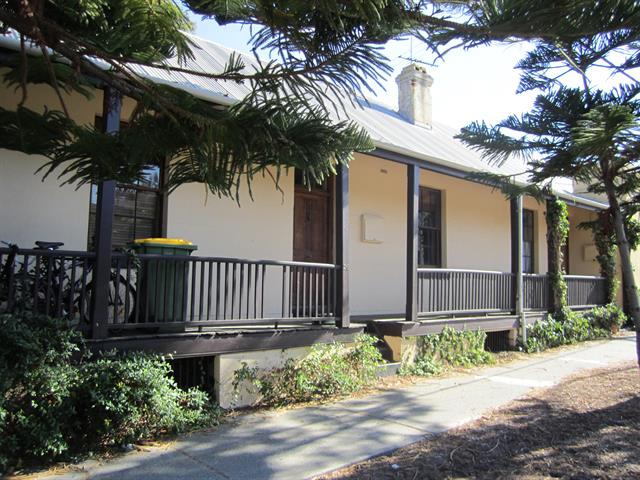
48;335;636;480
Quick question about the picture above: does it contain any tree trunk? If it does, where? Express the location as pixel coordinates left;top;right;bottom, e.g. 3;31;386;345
604;183;640;367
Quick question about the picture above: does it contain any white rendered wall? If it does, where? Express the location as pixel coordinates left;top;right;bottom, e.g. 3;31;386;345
0;79;136;250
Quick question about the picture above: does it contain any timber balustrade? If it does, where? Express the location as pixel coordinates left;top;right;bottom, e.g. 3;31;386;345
417;268;515;316
565;275;607;308
523;274;549;311
1;247;609;335
417;267;607;317
0;247;339;337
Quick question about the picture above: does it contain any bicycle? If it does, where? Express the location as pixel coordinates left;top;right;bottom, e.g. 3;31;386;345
0;241;137;329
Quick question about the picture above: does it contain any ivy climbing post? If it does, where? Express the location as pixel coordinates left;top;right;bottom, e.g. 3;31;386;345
594;210;618;305
546;198;569;318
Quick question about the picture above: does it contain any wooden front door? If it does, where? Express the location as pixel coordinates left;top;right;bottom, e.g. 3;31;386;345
293;175;332;263
292;174;332;317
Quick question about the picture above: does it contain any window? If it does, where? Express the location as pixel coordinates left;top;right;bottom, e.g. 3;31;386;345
523;209;535;273
419;187;442;267
88;165;164;249
88;115;164;249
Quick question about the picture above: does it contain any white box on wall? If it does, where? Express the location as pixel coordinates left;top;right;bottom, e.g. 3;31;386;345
361;214;384;243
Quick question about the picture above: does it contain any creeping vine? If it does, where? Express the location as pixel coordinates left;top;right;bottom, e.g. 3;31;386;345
546;198;569;318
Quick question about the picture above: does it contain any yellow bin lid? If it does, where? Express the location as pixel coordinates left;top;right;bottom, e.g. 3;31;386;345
133;238;194;246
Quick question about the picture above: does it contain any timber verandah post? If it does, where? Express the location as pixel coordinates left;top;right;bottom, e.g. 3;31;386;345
406;164;419;322
510;195;525;344
335;163;350;328
90;87;122;339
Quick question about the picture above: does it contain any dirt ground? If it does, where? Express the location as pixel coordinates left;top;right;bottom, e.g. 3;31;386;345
319;361;640;480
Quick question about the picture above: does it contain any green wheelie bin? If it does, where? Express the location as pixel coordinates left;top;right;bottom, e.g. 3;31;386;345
132;238;197;327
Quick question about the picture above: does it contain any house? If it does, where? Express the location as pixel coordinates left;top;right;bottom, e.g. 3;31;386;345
0;32;615;406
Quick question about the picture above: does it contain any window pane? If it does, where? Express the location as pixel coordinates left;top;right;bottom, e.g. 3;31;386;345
88;183;162;249
136;165;161;189
523;209;534;273
419;187;442;267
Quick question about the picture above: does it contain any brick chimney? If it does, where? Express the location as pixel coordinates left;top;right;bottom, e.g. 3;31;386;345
395;64;434;128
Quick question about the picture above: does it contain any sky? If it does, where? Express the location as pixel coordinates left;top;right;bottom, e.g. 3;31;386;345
190;17;632;132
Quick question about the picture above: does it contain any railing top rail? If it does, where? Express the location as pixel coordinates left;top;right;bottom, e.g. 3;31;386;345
523;273;548;278
417;267;514;275
564;275;606;280
0;247;96;258
113;252;339;269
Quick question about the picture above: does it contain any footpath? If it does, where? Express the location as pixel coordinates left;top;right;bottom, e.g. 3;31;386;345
43;334;636;480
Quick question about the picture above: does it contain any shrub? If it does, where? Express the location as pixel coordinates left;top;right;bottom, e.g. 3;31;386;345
525;308;610;353
401;328;494;376
586;303;627;333
0;312;220;473
233;334;383;407
0;313;80;470
400;357;443;376
71;353;220;449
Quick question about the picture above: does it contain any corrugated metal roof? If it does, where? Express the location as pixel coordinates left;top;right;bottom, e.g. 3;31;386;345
128;32;254;105
0;30;607;209
342;98;526;177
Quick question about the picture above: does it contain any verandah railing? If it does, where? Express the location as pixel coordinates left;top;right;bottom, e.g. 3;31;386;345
417;269;515;316
417;267;607;317
566;275;607;308
523;273;549;311
0;247;339;336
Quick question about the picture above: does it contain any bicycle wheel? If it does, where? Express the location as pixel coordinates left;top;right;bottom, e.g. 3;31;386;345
80;274;137;325
107;273;136;323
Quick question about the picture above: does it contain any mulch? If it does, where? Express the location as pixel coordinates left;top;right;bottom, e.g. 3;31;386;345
318;361;640;480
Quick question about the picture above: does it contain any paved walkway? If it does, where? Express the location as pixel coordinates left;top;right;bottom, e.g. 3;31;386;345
48;335;636;480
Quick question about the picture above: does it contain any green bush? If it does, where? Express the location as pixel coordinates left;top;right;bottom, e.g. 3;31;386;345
525;308;610;353
0;313;81;470
586;303;627;333
400;357;443;376
0;312;220;473
71;353;219;449
401;328;494;376
233;334;382;407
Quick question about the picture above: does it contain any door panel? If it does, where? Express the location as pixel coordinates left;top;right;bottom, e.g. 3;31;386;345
293;191;331;263
292;183;332;317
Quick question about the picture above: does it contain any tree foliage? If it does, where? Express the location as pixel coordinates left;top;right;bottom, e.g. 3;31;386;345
0;0;415;195
3;1;640;195
452;0;640;363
